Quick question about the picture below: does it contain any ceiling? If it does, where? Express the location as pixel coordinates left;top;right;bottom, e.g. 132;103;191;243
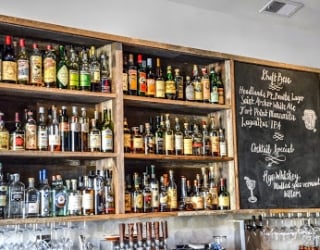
168;0;319;34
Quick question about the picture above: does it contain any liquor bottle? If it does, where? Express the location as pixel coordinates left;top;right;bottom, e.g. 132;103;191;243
215;64;225;105
104;170;115;214
209;117;220;157
137;54;147;96
183;122;192;156
167;170;178;211
150;165;159;212
100;53;112;93
219;127;227;157
29;43;43;86
25;110;37;150
132;126;144;154
51;174;67;216
185;75;194;101
155;57;165;98
0;44;2;81
7;173;25;218
209;67;219;104
179;176;188;211
79;47;91;91
0;163;8;218
124;174;132;213
174;68;184;100
201;67;210;103
201;167;212;210
80;107;89;152
38;169;51;217
218;177;230;210
67;178;82;216
37;107;48;151
48;106;61;152
59;106;70;152
155;115;164;154
132;172;143;213
17;38;29;84
89;46;101;92
192;123;203;156
82;175;94;215
101;109;114;152
89;118;101;152
202;122;211;156
94;170;105;215
2;35;17;83
43;44;57;88
25;177;40;217
0;112;9;150
209;165;219;210
122;54;128;94
144;122;155;154
146;58;155;97
123;117;131;153
159;174;168;212
164;114;174;155
165;65;176;99
174;117;183;155
70;106;81;152
191;179;204;210
57;45;69;89
142;172;152;213
68;46;79;90
193;64;203;102
128;53;137;95
10;112;25;151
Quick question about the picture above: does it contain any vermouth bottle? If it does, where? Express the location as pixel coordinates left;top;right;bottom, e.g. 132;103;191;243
29;43;43;86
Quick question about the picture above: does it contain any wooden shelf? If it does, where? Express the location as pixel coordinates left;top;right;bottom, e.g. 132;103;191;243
124;95;231;115
0;82;116;104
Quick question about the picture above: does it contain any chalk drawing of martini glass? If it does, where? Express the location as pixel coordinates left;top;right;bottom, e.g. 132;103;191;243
244;176;257;203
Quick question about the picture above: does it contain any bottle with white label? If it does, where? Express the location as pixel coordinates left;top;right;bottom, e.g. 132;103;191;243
51;174;67;216
25;177;40;217
101;109;114;152
67;179;82;216
8;173;25;218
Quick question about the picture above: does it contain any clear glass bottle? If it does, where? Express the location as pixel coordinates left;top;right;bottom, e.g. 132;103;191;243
132;172;143;213
70;106;81;152
155;115;164;155
159;174;168;212
51;174;67;216
209;164;219;210
29;42;42;86
10;112;25;151
201;168;212;210
201;67;210;103
144;122;155;154
191;179;204;211
79;47;91;91
192;123;203;156
150;165;159;212
101;109;114;152
82;175;94;215
164;114;174;155
167;170;178;211
80;107;89;152
137;54;147;96
37;107;48;151
165;65;176;100
185;76;194;102
2;35;17;83
89;46;101;92
8;173;25;218
146;58;155;97
128;53;137;95
48;106;61;152
25;110;37;150
94;170;105;215
202;122;211;156
174;117;183;155
25;177;40;217
17;38;29;84
123;117;131;153
100;53;112;93
38;169;51;217
0;112;9;150
67;178;82;216
174;68;184;100
68;46;79;90
155;58;165;98
193;64;203;102
183;122;193;156
57;44;69;89
209;67;219;104
104;170;115;214
219;127;227;157
142;172;152;213
89;118;101;152
43;44;57;88
0;163;8;218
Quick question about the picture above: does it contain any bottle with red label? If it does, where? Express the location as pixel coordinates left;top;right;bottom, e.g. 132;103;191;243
10;112;25;151
137;54;147;96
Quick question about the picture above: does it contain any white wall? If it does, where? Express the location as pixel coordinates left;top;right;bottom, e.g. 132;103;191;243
1;0;319;68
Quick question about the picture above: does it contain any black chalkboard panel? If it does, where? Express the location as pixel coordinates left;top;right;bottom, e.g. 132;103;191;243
235;61;320;209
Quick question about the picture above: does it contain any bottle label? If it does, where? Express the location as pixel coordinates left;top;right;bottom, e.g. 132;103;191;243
55;191;67;208
210;136;220;155
0;194;7;207
183;138;193;155
0;131;9;150
125;193;132;212
167;188;177;209
146;79;155;96
145;136;155;154
133;137;143;151
165;134;173;151
128;69;137;91
26;201;39;214
210;87;219;103
124;134;131;149
92;71;101;83
37;128;48;149
218;195;230;208
210;187;219;206
175;134;183;150
194;81;203;101
143;193;152;209
155;80;165;98
220;141;227;157
60;122;69;133
40;190;50;216
69;70;79;88
57;65;69;87
80;71;91;87
44;58;56;83
2;61;17;82
68;194;81;211
202;78;210;101
138;71;147;94
101;78;112;93
186;85;195;101
165;80;176;94
151;184;159;208
218;88;225;104
102;128;113;151
70;122;81;132
191;196;204;210
30;56;42;85
11;133;25;150
81;123;89;133
134;193;143;209
49;134;60;146
159;193;168;207
122;73;128;92
156;137;164;153
17;59;29;81
10;191;24;201
25;124;37;150
89;133;101;149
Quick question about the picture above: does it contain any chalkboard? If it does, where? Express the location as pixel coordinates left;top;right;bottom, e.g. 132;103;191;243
235;61;320;209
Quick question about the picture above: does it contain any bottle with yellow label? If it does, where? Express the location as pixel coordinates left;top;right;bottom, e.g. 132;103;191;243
167;170;178;211
2;35;17;84
132;172;143;213
0;113;9;150
43;44;57;88
218;177;230;210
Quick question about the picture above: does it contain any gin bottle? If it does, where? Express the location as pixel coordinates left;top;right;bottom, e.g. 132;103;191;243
8;173;25;218
25;177;40;217
39;169;51;217
51;174;67;216
67;179;82;216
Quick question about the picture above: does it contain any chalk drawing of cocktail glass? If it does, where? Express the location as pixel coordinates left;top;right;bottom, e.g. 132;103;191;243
244;176;257;203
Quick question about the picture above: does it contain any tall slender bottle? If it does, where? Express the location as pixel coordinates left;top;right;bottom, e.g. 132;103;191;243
159;174;168;212
218;178;230;210
25;177;40;217
174;117;183;155
146;58;155;97
164;114;174;155
68;46;79;90
82;175;94;215
10;112;25;151
192;124;203;156
48;106;61;152
144;122;155;154
122;54;128;94
37;107;48;151
57;45;69;89
8;173;25;218
25;110;37;151
167;170;178;211
209;117;220;157
209;165;219;210
128;53;137;95
94;170;105;215
17;38;29;84
155;58;165;98
0;163;8;218
142;172;152;213
150;165;159;212
79;47;91;91
89;118;101;152
155;116;164;155
202;122;211;156
165;65;176;99
39;169;51;217
104;170;115;214
43;44;57;88
67;179;82;216
70;106;81;152
123;117;131;153
183;122;192;156
185;76;194;102
29;43;43;86
193;64;202;102
124;174;132;213
174;68;184;100
101;109;114;152
51;174;67;216
2;35;17;83
89;46;101;92
209;67;219;104
59;106;70;152
0;112;9;150
100;53;112;93
137;54;147;96
201;67;210;103
132;172;143;213
80;107;89;152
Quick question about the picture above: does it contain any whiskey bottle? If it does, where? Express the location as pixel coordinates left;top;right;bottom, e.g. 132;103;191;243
68;46;79;90
43;44;57;88
201;67;210;103
201;168;212;210
10;112;25;151
25;110;37;150
51;174;67;216
167;170;178;211
164;114;174;155
128;53;137;95
2;35;17;83
48;106;61;152
0;163;8;218
67;178;82;216
37;107;48;151
123;117;131;153
183;122;192;156
89;46;101;92
25;177;40;217
38;169;51;217
17;38;29;84
174;117;183;155
192;65;203;102
80;107;89;152
209;117;220;157
101;109;114;152
191;179;204;210
137;54;147;96
122;54;129;94
8;173;25;218
155;58;165;98
146;58;155;97
132;172;143;213
81;175;94;215
185;76;194;101
89;118;101;152
59;106;70;152
144;122;155;154
165;65;176;99
155;115;164;154
100;53;112;93
79;47;91;91
142;172;152;213
218;177;230;210
132;126;144;154
150;165;159;212
192;123;203;156
29;43;42;86
57;45;69;89
70;106;81;152
174;68;184;100
215;64;225;105
0;112;9;150
125;174;132;213
202;122;211;156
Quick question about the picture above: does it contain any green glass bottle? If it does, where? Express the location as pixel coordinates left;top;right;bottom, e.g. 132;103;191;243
57;45;69;89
